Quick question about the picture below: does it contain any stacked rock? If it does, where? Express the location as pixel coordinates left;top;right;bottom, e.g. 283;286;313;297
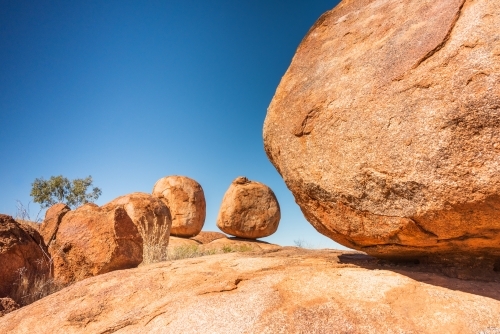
216;177;280;239
152;176;206;238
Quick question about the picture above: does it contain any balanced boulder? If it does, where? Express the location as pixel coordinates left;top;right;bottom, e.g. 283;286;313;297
50;203;143;284
216;177;280;239
152;176;206;237
0;215;49;301
263;0;500;262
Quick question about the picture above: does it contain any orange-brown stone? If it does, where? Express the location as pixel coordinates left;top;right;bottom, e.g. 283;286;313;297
216;177;280;239
263;0;500;262
40;203;70;247
50;203;143;284
0;215;49;302
152;176;206;237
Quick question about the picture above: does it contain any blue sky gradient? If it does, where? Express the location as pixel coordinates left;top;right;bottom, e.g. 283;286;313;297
0;0;347;249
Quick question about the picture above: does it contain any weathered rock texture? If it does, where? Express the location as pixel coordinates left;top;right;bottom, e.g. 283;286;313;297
50;203;143;284
0;298;19;317
263;0;500;261
103;193;172;264
1;248;500;333
0;215;49;301
190;231;227;244
152;176;206;237
216;177;280;239
104;192;172;241
168;233;281;254
40;203;70;247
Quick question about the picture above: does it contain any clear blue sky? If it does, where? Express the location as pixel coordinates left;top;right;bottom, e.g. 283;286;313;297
0;0;348;249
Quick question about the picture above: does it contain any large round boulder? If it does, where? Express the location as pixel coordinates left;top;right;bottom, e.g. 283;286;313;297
263;0;500;262
152;176;206;237
0;215;49;301
216;177;280;239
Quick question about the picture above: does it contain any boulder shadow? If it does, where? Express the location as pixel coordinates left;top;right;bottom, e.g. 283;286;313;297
338;253;500;301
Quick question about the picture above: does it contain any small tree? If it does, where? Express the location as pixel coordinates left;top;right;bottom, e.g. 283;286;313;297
30;175;102;209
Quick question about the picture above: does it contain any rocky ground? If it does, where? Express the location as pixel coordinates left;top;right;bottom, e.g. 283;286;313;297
1;247;499;334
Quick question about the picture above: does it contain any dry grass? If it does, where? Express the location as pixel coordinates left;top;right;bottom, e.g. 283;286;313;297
16;219;41;232
11;244;66;306
7;201;66;306
136;216;171;265
167;243;255;261
15;200;42;224
293;239;315;249
221;244;254;253
11;268;65;306
166;244;217;261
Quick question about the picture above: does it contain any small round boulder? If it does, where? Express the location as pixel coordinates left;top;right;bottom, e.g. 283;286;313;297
216;177;280;239
152;176;206;238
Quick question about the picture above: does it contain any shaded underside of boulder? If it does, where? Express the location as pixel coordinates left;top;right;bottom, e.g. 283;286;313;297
263;0;500;261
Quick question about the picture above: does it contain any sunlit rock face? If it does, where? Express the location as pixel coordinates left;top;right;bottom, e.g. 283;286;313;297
263;0;500;262
50;203;144;284
217;177;280;239
152;176;205;238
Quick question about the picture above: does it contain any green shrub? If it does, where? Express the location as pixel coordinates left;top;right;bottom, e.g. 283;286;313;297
30;175;101;209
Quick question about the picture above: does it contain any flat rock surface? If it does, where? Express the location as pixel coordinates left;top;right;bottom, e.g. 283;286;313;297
263;0;500;260
2;248;500;333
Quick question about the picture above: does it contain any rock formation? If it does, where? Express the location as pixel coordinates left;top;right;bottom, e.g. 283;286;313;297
152;176;206;237
168;231;280;254
103;193;172;264
1;248;499;332
103;192;172;241
190;231;227;244
263;0;500;262
216;177;280;239
40;203;70;247
0;215;49;302
0;298;19;317
49;203;143;284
